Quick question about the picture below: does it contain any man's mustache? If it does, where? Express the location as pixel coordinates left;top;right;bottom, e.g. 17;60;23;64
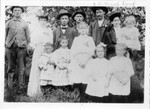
97;15;102;17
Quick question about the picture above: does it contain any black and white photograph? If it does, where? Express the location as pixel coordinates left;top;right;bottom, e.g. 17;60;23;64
1;0;149;109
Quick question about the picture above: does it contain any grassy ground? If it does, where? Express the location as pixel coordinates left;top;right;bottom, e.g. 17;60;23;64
4;74;144;103
4;51;144;103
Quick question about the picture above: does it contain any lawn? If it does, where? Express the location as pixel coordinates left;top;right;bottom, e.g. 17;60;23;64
4;52;144;103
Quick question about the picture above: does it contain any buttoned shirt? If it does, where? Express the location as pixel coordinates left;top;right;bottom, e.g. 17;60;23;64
98;19;104;27
5;17;30;48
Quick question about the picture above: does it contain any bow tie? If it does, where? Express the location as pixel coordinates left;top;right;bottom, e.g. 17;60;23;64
62;27;67;29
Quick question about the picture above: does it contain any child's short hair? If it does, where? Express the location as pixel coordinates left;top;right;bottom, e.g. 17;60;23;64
96;42;106;50
124;15;136;25
95;42;106;57
44;42;54;50
58;35;69;42
77;21;89;30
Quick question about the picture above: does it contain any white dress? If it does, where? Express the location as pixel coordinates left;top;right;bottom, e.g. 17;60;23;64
38;53;54;86
52;47;71;86
114;27;124;43
27;25;53;97
68;35;95;84
108;56;134;96
85;58;109;97
121;27;141;50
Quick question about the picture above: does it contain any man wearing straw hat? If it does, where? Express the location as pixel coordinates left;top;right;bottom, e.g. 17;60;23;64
89;7;116;59
5;6;31;91
53;9;77;49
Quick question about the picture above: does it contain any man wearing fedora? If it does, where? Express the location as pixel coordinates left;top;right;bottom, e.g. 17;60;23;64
72;9;86;35
53;9;77;49
89;7;116;59
5;6;31;91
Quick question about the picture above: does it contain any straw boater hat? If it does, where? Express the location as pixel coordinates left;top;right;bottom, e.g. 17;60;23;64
91;7;108;14
109;12;121;22
10;6;24;13
57;9;72;20
72;10;86;21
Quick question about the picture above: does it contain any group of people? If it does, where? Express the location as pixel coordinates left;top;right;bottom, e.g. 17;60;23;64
5;6;141;103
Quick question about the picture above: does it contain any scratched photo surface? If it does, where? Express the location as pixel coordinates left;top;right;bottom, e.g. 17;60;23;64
4;6;145;103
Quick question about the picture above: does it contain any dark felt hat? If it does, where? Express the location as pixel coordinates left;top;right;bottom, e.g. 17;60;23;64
109;12;121;21
10;6;24;13
57;9;72;20
72;10;86;21
91;7;108;14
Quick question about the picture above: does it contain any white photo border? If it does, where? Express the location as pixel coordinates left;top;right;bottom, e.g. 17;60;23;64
0;0;149;109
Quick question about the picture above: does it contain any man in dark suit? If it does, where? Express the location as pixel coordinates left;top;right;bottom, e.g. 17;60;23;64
53;9;77;49
89;7;116;59
5;6;31;90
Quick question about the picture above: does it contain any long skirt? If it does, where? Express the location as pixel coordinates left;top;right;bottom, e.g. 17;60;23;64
27;44;44;97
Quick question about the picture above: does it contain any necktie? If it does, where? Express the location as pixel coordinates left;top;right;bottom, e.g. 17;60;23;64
62;27;67;29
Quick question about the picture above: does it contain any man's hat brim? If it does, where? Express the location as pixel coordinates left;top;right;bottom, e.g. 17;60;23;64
109;12;121;21
10;6;24;12
57;13;72;20
91;7;108;14
72;11;86;21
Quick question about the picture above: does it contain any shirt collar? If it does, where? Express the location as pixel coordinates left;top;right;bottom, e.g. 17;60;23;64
61;25;68;28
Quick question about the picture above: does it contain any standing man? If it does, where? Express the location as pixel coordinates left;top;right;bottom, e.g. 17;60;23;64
89;7;116;59
5;6;31;90
53;9;77;49
72;9;86;35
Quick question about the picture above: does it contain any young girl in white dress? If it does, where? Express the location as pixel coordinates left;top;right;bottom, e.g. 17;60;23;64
121;15;141;58
27;15;53;97
38;42;54;87
52;36;71;89
68;22;95;101
85;43;109;102
107;43;134;103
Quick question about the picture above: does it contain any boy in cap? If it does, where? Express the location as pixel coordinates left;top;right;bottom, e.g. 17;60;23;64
53;9;77;49
5;6;31;90
89;7;116;59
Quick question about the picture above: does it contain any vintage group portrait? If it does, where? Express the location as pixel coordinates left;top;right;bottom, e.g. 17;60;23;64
1;0;149;109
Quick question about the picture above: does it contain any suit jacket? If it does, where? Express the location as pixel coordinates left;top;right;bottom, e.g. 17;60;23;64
53;26;78;49
5;18;30;48
88;19;116;46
